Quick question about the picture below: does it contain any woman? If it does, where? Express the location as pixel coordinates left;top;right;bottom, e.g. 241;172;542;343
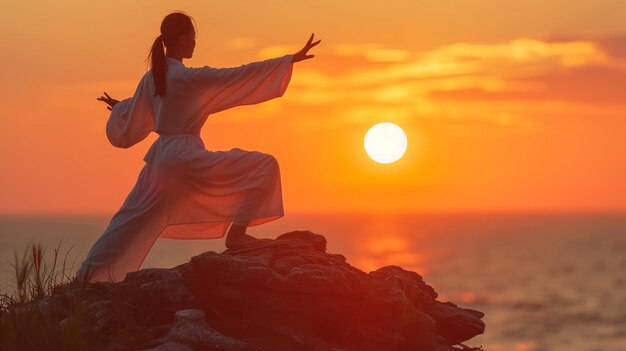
76;11;320;284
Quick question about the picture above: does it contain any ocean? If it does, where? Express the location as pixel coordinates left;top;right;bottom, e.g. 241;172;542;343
1;212;625;351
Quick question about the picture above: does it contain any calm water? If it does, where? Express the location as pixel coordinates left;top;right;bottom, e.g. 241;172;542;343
1;212;625;351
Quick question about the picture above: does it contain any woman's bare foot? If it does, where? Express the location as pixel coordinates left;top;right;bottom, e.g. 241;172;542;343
225;231;264;249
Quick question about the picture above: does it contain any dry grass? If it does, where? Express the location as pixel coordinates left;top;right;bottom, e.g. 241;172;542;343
0;239;159;351
0;239;96;351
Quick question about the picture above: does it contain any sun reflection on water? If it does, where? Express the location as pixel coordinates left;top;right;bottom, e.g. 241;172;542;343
348;214;428;275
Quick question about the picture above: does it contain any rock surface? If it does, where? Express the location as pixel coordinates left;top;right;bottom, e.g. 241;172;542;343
43;230;485;350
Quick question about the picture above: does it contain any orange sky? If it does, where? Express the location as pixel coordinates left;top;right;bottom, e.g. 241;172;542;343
1;0;626;215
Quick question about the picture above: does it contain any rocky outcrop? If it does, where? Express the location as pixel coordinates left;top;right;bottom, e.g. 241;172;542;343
41;230;485;350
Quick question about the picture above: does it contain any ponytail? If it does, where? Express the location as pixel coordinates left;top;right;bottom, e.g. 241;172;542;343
148;35;167;98
145;11;196;98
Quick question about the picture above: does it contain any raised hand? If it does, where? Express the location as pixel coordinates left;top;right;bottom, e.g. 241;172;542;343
97;92;120;111
292;33;321;63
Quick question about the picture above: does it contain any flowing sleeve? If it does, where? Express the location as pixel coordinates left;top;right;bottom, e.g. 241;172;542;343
106;73;156;149
184;54;294;116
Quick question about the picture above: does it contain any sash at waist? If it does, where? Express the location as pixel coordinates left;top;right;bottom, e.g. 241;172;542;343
144;132;204;163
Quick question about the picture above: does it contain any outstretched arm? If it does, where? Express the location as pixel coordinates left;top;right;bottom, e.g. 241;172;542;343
185;33;322;116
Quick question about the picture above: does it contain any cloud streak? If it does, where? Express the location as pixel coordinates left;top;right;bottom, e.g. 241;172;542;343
274;34;626;131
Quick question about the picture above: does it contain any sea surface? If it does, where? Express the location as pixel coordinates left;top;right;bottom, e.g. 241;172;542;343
1;212;625;351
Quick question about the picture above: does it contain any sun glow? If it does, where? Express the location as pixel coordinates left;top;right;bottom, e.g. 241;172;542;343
364;122;408;164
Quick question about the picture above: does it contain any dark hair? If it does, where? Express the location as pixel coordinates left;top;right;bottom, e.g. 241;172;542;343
145;11;197;98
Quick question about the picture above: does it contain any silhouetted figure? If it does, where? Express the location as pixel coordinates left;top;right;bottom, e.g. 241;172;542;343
77;11;320;283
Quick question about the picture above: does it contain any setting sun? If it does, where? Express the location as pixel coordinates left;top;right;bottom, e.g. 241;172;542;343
364;122;407;164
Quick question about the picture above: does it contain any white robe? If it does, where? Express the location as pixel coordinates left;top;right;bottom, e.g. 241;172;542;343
76;54;294;283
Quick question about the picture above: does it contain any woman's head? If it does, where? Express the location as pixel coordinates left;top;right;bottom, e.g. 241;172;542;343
147;11;197;97
160;12;196;59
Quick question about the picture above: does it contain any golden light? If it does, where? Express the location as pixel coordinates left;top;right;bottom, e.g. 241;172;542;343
364;122;408;164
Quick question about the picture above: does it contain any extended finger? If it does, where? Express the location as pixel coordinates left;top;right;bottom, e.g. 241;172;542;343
306;33;314;45
104;92;111;98
309;39;321;48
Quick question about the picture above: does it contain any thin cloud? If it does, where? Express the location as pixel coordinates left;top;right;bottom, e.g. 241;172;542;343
334;43;411;63
288;37;625;108
226;37;256;50
544;33;626;61
430;65;626;105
